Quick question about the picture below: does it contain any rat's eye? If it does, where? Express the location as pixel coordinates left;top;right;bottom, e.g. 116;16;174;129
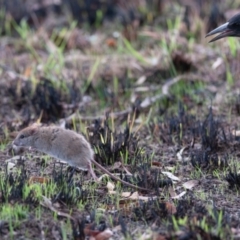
19;134;25;139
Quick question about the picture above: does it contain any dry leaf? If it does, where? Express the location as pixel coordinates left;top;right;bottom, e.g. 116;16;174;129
6;162;16;173
233;130;240;137
162;171;180;182
152;161;162;167
40;195;74;220
84;223;100;236
109;191;158;202
94;229;113;240
153;233;167;240
182;180;199;190
120;191;139;199
106;38;117;48
165;202;177;214
5;156;22;162
177;146;190;161
153;124;160;137
212;57;223;69
136;75;146;85
165;166;175;171
28;176;49;184
171;191;186;199
168;186;177;198
23;66;32;78
107;181;115;191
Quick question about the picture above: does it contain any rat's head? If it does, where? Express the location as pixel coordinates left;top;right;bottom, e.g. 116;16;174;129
13;127;38;147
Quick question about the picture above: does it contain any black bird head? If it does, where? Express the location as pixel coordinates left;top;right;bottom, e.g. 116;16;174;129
206;13;240;42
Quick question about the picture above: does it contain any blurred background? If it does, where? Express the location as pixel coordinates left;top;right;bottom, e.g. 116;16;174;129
1;0;240;127
1;0;239;40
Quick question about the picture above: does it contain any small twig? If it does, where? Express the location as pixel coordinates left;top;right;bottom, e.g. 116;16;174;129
63;74;189;124
40;195;75;220
64;107;132;123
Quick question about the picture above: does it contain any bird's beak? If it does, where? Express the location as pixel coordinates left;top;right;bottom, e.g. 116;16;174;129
206;22;236;42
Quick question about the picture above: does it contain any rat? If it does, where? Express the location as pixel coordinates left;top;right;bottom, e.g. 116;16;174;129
12;125;147;191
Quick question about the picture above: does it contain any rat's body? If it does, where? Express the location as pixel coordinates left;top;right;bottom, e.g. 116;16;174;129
13;126;147;191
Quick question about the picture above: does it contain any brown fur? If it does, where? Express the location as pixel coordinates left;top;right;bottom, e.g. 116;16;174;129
13;125;147;191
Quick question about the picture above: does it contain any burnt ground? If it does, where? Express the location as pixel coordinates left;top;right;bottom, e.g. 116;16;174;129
2;0;240;239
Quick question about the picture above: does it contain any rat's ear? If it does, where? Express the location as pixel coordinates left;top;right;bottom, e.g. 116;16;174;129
28;123;41;135
30;127;37;135
32;122;41;128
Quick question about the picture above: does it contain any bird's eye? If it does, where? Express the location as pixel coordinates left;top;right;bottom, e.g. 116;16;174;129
19;134;25;139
